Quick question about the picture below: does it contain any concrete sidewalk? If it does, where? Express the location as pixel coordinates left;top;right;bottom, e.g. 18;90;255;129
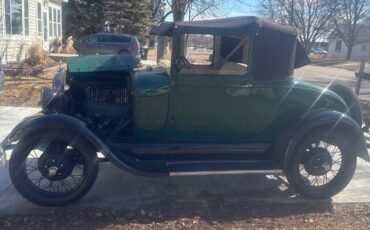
0;105;370;217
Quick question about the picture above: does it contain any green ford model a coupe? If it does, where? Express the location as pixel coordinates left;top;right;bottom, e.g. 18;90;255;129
1;17;369;206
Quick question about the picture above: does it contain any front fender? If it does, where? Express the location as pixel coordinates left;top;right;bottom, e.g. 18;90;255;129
1;114;160;176
284;111;370;169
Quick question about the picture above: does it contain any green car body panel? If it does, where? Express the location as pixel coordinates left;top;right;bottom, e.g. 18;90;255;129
132;70;171;140
131;69;349;143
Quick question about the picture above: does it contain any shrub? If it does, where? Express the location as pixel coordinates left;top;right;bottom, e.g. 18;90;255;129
51;37;63;53
62;36;76;54
25;43;47;66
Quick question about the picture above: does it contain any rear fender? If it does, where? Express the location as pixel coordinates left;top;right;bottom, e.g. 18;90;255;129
1;114;157;176
284;111;370;170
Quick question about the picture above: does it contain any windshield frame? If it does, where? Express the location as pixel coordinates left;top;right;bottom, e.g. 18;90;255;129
156;36;173;73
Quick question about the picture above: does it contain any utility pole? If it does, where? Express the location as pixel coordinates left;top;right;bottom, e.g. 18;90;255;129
355;61;366;96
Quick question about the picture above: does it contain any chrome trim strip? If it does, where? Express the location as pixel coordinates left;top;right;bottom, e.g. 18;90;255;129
166;160;269;165
170;169;282;176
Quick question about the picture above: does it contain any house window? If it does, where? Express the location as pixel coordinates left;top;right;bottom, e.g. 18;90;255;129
53;8;57;37
49;7;53;37
48;7;61;38
335;40;342;52
24;0;29;35
57;9;61;37
37;2;42;36
5;0;23;35
43;12;48;41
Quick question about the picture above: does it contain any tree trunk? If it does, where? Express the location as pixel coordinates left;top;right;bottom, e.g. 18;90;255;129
173;10;184;21
173;0;185;21
346;41;353;60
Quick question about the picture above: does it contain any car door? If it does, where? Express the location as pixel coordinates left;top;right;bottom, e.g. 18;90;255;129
100;34;131;54
169;33;252;143
79;34;101;55
99;34;115;54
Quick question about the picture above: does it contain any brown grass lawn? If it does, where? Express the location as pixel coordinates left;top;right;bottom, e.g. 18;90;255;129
0;71;55;107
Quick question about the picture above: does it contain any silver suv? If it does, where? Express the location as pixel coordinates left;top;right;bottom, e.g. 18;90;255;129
73;33;141;62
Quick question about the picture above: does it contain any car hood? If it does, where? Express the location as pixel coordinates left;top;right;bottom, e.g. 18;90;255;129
67;53;138;74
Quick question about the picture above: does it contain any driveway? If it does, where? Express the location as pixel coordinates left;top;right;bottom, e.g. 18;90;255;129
1;65;370;217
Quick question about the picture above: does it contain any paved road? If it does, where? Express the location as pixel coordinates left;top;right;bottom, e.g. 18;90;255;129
1;65;370;217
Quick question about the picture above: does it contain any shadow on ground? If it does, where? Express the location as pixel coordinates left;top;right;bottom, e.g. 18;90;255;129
0;162;334;229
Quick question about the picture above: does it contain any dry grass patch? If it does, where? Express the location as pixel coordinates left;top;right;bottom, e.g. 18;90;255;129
0;71;54;107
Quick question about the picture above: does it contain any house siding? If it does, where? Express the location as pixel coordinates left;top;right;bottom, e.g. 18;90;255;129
328;39;370;60
0;0;3;36
0;0;66;64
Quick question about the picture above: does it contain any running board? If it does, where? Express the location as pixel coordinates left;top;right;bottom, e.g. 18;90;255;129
167;161;282;176
114;143;270;155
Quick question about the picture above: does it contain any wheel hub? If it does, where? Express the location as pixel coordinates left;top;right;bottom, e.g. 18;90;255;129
38;153;74;181
304;147;333;176
48;166;59;176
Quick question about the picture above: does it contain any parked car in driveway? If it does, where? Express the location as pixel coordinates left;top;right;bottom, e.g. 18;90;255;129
1;17;369;206
311;47;328;55
73;32;141;61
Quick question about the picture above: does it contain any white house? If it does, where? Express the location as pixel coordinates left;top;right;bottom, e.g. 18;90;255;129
328;26;370;60
0;0;67;64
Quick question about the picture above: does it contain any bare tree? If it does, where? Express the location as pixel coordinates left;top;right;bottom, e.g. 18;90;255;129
150;0;249;22
150;0;166;21
258;0;338;52
164;0;220;21
333;0;370;60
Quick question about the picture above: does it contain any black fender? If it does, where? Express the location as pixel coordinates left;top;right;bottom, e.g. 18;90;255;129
1;114;167;176
284;110;370;170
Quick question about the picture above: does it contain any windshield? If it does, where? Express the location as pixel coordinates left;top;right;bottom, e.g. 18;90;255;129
147;36;172;71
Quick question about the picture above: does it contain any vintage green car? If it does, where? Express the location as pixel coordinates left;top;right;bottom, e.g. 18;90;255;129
1;17;369;206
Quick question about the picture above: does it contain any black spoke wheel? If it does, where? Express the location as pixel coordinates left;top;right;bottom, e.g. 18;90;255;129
10;130;99;206
286;128;357;199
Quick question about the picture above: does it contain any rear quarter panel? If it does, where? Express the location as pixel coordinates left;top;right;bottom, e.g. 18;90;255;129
245;80;349;142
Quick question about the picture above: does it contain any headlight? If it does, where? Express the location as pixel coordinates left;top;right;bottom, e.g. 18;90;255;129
52;68;65;91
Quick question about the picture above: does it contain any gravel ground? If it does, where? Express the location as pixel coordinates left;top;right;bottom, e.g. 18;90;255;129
1;201;370;229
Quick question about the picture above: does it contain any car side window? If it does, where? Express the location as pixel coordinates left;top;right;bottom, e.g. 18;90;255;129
180;34;250;76
100;35;132;43
183;34;214;66
83;34;98;44
109;36;121;43
117;36;132;43
101;35;114;43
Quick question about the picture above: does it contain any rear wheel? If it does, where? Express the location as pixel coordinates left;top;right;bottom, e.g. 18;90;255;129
286;128;357;199
9;131;99;206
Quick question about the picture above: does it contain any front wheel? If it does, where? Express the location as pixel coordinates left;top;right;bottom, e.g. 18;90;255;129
9;131;99;206
286;128;357;199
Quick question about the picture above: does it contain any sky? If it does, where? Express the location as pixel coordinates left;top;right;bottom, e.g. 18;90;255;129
165;0;259;21
220;0;259;17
